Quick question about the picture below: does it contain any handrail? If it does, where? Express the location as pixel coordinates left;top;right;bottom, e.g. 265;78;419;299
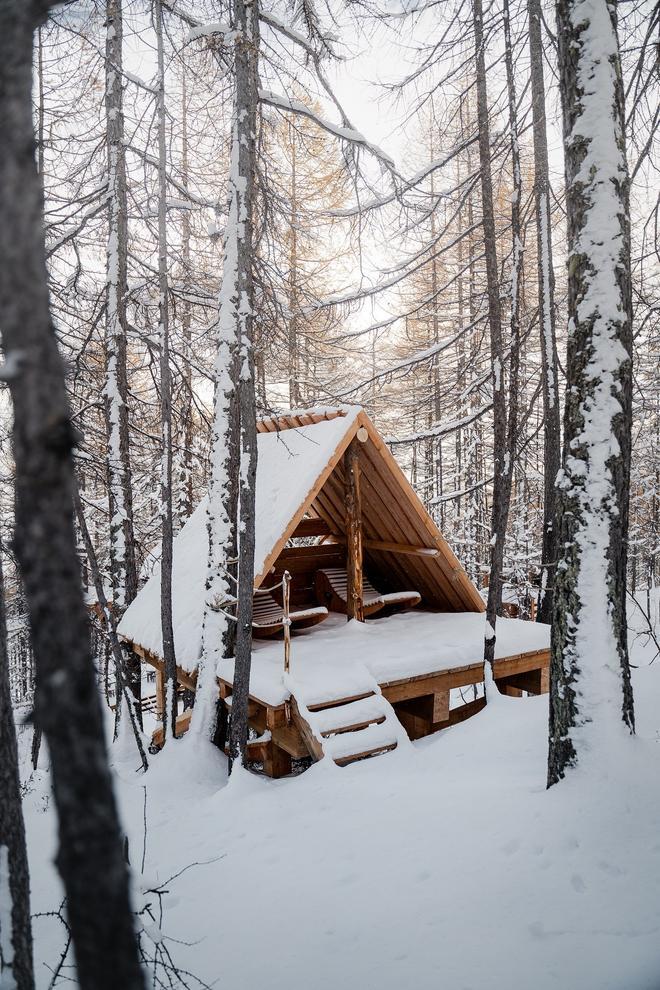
257;570;292;677
282;570;292;675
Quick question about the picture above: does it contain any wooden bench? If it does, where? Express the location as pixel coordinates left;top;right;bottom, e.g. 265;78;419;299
252;589;329;639
315;567;421;617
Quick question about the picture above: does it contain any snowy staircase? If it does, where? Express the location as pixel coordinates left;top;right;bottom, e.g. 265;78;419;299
290;688;406;768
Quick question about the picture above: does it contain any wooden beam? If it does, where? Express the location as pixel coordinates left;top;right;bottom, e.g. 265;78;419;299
151;708;193;749
344;438;364;621
155;668;165;718
432;690;450;722
290;697;324;761
334;536;439;557
262;740;293;778
271;723;311;759
128;640;198;692
292;517;332;538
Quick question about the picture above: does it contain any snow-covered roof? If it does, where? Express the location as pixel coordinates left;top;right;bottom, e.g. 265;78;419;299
118;405;487;672
118;408;361;670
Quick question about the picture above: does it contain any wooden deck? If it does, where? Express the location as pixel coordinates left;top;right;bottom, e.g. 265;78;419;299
126;631;549;778
217;646;550;776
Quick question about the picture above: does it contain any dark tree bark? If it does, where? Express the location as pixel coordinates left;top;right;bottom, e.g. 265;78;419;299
228;0;260;769
155;0;177;742
548;0;635;785
0;3;145;987
527;0;561;624
473;0;512;673
74;490;148;772
105;0;141;714
0;548;34;989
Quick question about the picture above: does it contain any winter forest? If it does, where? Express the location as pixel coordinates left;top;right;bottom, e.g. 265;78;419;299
0;0;659;987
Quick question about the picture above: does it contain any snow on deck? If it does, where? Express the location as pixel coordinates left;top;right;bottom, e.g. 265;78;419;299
118;410;360;670
217;610;550;707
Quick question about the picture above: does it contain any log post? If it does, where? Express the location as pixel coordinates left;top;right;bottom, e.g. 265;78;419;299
155;668;165;719
344;439;364;621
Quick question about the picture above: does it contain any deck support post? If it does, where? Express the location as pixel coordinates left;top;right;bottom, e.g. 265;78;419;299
344;438;364;621
263;739;292;778
155;668;165;719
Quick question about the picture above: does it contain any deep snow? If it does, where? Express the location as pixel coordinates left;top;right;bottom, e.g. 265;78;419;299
220;609;550;707
18;594;660;990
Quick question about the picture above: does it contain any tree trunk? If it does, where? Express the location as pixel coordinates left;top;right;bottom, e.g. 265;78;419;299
548;0;635;785
74;490;148;772
473;0;507;672
288;123;301;408
155;0;177;742
104;0;140;712
0;548;34;990
0;4;144;986
528;0;561;624
228;0;261;769
177;62;194;529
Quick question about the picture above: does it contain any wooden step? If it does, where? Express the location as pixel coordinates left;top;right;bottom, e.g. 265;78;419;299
334;741;398;767
323;719;399;765
321;715;386;738
307;690;376;713
314;695;389;737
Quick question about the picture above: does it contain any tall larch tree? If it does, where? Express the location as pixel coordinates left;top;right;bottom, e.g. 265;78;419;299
104;0;140;712
0;547;34;989
528;0;561;624
0;0;145;986
548;0;635;784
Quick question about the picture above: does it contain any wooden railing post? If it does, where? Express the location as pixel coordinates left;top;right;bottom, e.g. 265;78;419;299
344;438;364;621
155;668;165;719
282;570;292;674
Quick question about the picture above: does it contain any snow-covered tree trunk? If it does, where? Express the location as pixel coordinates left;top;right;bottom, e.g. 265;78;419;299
227;0;260;769
0;549;34;989
104;0;140;711
192;10;264;751
176;63;194;530
0;3;144;986
154;0;177;741
528;0;561;624
548;0;635;785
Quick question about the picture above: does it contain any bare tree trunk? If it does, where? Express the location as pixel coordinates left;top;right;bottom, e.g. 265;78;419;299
155;0;177;742
74;491;149;772
105;0;140;712
0;547;34;989
288;123;301;408
548;0;635;785
177;62;194;528
473;0;507;672
0;3;144;987
528;0;561;624
227;0;260;769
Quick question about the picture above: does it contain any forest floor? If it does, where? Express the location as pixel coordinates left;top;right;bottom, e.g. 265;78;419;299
19;595;660;990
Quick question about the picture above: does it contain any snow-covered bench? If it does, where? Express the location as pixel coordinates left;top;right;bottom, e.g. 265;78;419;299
252;588;329;638
315;567;421;618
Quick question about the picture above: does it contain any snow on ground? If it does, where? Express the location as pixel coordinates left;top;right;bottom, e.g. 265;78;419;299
220;609;551;706
19;595;660;990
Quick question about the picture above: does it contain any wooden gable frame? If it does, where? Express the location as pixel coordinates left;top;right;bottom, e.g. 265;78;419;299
254;409;484;613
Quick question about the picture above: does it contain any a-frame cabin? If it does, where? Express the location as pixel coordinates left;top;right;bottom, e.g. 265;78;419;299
118;406;550;775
